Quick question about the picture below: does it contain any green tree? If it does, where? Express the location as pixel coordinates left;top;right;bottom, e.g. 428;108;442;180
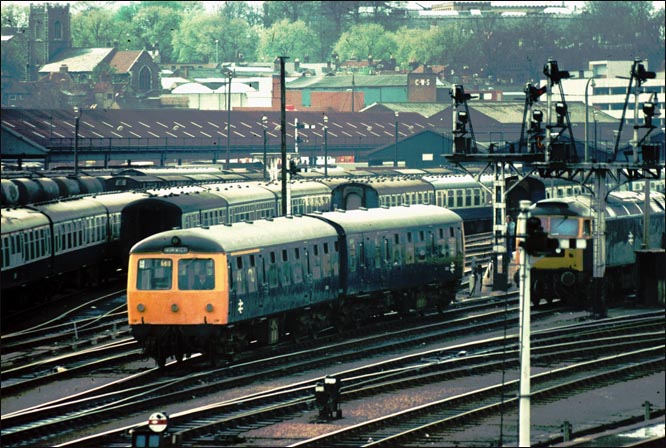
71;8;123;48
393;26;447;68
1;3;29;28
172;12;258;63
580;1;664;68
257;19;321;63
333;23;396;66
127;5;184;62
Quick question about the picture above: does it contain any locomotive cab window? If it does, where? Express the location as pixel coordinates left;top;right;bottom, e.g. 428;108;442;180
178;258;215;290
546;217;578;237
137;259;173;290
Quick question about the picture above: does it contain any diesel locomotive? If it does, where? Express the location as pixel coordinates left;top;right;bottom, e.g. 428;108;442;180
126;205;465;366
524;191;665;306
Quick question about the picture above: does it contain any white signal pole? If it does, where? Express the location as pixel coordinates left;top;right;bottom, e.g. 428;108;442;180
517;199;532;447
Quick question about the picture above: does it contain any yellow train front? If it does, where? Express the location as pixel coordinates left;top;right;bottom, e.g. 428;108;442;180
525;191;665;307
127;205;465;367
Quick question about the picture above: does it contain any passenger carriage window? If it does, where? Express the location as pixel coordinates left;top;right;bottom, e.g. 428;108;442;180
474;189;481;206
419;231;425;242
292;247;303;284
268;251;278;288
465;189;472;207
178;258;215;290
312;244;322;280
348;238;356;270
456;190;463;207
247;256;257;293
137;259;173;290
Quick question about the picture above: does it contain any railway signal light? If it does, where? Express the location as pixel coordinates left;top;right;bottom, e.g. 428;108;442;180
543;59;570;85
555;102;567;127
525;83;547;104
520;217;559;256
450;85;475;106
454;111;469;134
632;62;656;86
642;101;658;128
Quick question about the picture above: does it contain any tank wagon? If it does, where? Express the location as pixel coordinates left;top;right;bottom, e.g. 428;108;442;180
127;205;465;366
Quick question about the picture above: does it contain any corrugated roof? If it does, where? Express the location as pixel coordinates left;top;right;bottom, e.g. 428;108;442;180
40;48;115;73
288;74;409;89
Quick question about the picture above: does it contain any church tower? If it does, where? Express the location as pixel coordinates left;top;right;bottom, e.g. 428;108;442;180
28;3;72;80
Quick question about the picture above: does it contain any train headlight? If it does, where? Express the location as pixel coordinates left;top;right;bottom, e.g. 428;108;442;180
171;304;179;313
206;303;214;312
137;303;145;312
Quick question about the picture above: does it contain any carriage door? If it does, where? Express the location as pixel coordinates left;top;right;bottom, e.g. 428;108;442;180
304;247;313;302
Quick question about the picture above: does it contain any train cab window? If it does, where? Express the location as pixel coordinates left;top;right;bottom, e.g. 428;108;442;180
394;234;400;244
137;259;173;290
178;258;214;290
407;232;412;243
547;217;578;237
582;220;591;236
419;231;425;242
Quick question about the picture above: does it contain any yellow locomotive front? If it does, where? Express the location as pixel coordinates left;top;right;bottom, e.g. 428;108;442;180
127;231;229;366
514;197;593;306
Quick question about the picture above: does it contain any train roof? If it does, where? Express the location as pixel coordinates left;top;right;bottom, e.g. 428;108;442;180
127;190;231;212
204;182;276;204
88;191;150;211
532;191;665;219
311;204;463;234
426;174;494;188
28;197;108;222
130;215;339;254
338;178;433;194
1;207;50;233
261;180;332;197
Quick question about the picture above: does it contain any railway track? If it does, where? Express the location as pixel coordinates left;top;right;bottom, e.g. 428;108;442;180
9;310;663;446
2;293;528;447
45;313;664;446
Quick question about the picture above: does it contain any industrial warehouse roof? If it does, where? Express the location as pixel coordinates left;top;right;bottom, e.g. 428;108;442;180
287;74;409;89
0;109;434;151
366;101;618;124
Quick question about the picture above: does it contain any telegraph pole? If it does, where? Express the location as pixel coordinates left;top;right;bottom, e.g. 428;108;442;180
278;56;288;216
